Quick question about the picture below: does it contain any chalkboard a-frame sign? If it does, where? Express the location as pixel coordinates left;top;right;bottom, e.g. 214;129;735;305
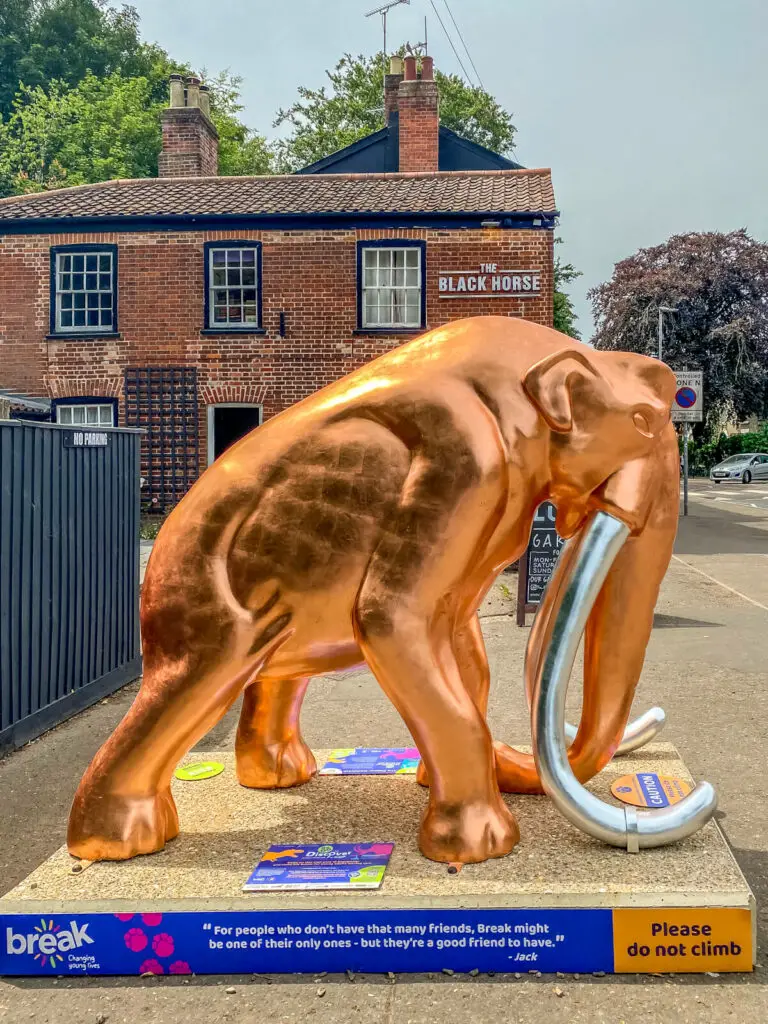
516;502;565;625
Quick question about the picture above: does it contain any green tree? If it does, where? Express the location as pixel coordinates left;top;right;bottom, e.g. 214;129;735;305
273;50;516;171
553;239;581;339
590;229;768;434
0;73;161;191
0;66;272;196
0;2;35;118
0;0;163;119
0;1;273;193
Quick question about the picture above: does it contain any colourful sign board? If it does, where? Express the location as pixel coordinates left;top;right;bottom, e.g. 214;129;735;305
319;748;420;775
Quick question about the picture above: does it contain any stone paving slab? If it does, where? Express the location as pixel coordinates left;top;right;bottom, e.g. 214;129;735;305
2;744;750;915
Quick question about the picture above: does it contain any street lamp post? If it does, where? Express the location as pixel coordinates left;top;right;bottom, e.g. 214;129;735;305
657;305;678;362
656;304;691;517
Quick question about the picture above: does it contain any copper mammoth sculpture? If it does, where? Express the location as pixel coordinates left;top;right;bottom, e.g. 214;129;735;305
69;316;689;865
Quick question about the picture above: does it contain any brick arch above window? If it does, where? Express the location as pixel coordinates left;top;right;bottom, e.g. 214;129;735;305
44;376;122;399
200;382;270;406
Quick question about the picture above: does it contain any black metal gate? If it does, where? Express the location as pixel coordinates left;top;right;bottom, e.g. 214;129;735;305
123;366;199;510
0;421;142;753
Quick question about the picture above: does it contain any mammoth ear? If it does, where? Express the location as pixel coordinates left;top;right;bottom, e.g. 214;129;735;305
522;348;598;433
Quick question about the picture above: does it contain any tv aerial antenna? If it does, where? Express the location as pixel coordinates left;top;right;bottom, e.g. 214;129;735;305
365;0;410;58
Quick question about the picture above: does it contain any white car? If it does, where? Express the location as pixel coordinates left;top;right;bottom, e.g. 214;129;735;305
710;453;768;484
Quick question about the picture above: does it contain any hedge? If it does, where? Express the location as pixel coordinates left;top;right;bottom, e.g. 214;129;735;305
682;426;768;476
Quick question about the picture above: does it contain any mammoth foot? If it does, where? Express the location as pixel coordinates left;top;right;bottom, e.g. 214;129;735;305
416;746;545;795
67;787;179;862
419;796;520;864
493;741;546;795
236;737;317;789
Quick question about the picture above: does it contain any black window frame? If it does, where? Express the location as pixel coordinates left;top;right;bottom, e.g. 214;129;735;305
202;240;265;334
49;243;119;339
356;239;427;335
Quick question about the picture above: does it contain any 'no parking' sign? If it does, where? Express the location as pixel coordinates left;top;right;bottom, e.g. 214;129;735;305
671;371;703;423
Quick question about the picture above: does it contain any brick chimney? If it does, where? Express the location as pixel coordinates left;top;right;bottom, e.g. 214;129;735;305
384;55;404;123
397;55;439;172
158;74;219;178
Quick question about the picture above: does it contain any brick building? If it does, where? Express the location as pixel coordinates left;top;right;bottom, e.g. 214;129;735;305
0;58;558;508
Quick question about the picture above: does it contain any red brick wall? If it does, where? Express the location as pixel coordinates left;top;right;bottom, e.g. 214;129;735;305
158;108;219;178
397;80;440;173
384;72;404;124
0;224;554;489
0;236;49;394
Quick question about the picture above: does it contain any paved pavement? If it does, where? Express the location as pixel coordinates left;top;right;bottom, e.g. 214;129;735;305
1;492;767;1022
139;540;153;585
679;480;768;608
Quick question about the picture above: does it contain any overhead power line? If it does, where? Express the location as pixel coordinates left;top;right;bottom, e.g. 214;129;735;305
441;0;484;90
428;0;475;85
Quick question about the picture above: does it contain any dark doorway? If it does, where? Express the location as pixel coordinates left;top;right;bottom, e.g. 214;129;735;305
209;404;262;462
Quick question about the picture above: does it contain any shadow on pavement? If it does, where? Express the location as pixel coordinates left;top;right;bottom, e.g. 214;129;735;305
653;613;723;629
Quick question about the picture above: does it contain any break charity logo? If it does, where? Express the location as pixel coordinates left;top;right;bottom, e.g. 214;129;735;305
6;918;93;968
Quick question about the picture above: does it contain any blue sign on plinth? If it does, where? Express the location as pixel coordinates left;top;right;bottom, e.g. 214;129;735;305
0;908;614;976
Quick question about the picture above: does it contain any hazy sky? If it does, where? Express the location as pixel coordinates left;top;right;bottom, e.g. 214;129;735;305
130;0;767;337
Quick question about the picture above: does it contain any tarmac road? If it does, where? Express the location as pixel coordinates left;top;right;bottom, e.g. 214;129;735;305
687;476;768;511
1;489;767;1023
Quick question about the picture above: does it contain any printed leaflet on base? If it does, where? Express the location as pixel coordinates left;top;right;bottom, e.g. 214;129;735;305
243;844;394;892
319;748;420;775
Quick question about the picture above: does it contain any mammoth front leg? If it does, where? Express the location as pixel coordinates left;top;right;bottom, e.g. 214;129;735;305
236;677;317;788
356;601;518;864
415;614;490;788
353;449;519;861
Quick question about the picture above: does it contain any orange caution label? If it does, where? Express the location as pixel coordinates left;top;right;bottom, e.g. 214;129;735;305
611;772;692;808
613;908;753;973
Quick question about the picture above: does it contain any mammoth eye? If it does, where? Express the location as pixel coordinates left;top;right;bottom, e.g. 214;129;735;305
633;411;653;438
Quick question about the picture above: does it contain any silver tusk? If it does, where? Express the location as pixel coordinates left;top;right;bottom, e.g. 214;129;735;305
531;510;717;851
564;706;666;756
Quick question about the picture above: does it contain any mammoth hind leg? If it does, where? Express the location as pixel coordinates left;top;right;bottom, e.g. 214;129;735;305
236;677;317;788
67;648;274;862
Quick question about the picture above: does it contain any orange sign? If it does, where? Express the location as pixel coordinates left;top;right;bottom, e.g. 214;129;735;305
611;772;692;808
613;908;753;973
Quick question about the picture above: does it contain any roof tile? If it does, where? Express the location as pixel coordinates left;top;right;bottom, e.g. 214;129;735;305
0;169;556;222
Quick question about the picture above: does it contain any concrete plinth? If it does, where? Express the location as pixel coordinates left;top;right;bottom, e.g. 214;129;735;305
0;744;754;977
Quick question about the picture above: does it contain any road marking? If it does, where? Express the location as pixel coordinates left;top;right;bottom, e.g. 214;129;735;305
703;499;768;511
693;488;768;496
688;493;768;513
702;492;768;499
671;555;768;613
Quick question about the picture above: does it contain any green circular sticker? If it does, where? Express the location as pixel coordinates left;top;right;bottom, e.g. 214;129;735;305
174;761;225;782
